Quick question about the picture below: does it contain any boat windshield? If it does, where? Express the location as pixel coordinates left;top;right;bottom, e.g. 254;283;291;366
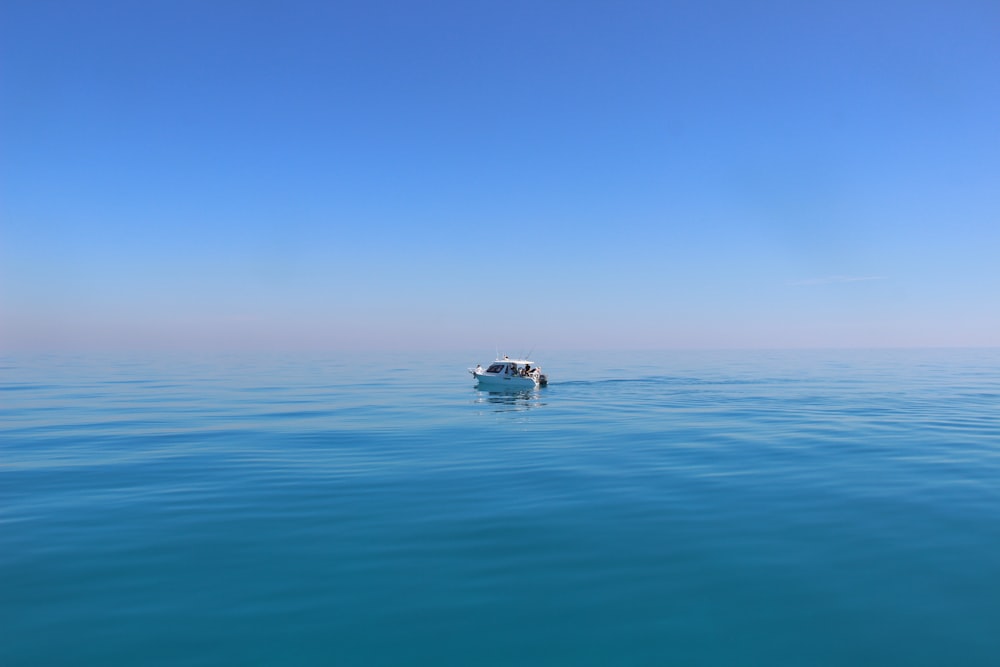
486;364;504;373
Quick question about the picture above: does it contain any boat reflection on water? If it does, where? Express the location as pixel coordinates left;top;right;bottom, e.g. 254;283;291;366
473;387;546;412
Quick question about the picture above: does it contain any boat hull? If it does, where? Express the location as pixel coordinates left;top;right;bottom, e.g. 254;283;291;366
472;372;539;389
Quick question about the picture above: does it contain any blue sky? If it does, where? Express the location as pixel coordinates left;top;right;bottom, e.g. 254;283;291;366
2;0;998;351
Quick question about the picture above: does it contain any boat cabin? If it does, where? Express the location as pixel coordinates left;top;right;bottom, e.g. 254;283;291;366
483;358;537;377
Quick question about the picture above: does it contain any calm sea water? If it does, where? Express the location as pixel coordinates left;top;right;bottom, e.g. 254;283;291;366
3;349;999;666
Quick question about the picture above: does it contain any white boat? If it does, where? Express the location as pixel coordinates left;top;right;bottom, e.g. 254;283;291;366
470;356;548;388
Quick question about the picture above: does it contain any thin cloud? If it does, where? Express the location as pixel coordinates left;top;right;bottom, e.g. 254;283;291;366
790;275;888;286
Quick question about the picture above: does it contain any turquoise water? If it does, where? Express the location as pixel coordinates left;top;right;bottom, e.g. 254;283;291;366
3;350;999;666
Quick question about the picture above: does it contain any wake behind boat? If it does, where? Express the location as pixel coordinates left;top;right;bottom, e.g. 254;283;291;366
470;356;548;388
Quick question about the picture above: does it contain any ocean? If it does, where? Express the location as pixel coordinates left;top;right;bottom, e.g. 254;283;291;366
2;349;999;666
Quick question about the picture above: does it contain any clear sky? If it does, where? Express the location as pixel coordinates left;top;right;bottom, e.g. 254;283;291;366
2;0;998;351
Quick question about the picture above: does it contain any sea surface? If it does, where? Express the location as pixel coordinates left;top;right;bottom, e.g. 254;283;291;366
2;349;999;666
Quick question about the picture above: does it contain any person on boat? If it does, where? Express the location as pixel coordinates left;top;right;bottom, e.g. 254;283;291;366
524;364;531;376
